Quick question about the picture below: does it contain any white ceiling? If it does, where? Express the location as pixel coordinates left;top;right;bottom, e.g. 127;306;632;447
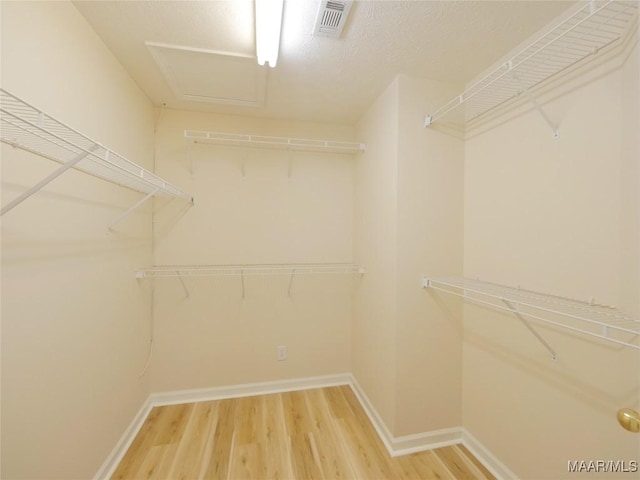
73;0;575;125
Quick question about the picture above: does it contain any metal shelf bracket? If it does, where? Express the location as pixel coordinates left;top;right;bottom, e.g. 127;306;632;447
510;68;560;139
288;269;296;297
1;146;96;216
503;299;558;361
109;186;162;230
177;274;190;299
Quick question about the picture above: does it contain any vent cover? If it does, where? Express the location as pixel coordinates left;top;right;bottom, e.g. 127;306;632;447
314;0;352;38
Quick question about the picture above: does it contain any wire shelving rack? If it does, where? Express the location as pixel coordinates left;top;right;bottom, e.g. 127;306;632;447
185;130;366;155
424;0;638;133
137;263;365;299
0;88;193;219
423;277;640;357
137;263;365;278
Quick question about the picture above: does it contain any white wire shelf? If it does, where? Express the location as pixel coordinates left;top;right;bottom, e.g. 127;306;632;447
424;0;638;128
137;263;365;278
0;88;193;216
185;130;366;155
137;263;365;299
423;277;640;355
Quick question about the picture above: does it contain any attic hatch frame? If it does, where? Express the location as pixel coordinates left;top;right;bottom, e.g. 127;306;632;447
0;88;193;227
424;0;638;138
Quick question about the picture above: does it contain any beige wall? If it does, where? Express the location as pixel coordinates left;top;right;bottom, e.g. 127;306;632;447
353;78;400;431
620;25;640;320
1;2;155;478
395;75;464;436
149;109;356;392
462;28;640;479
353;75;464;436
2;3;637;478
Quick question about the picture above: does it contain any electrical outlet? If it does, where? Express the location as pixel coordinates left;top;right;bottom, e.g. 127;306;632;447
277;345;287;361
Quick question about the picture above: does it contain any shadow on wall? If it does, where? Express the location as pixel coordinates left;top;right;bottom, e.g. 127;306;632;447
425;291;464;338
150;197;194;240
464;327;638;414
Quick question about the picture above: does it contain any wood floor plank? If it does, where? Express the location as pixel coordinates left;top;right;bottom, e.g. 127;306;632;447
282;390;314;436
304;389;355;479
112;404;192;479
262;393;294;480
112;387;495;480
228;442;264;480
166;401;217;479
196;402;221;480
153;403;194;446
409;450;457;480
289;432;324;479
111;407;162;479
393;452;437;480
235;396;262;446
128;444;164;480
324;384;356;420
146;443;179;479
334;386;396;479
201;398;236;480
335;415;394;479
458;443;496;480
434;445;483;480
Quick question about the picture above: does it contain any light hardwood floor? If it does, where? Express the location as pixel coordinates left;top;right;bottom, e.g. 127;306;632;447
112;386;495;479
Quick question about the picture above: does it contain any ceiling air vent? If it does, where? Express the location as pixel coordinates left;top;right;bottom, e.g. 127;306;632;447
313;0;352;38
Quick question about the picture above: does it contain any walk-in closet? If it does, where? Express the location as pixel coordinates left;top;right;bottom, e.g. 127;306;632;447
1;1;639;479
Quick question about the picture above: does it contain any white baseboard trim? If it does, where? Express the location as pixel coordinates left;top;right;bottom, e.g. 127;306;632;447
94;373;351;479
149;372;352;407
348;375;515;478
346;375;395;453
348;375;462;456
93;397;153;480
95;372;514;480
392;427;463;456
461;428;518;480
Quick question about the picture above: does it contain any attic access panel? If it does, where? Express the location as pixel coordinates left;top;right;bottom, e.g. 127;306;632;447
147;42;266;107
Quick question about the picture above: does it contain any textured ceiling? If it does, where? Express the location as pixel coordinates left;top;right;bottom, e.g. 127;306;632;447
73;0;575;125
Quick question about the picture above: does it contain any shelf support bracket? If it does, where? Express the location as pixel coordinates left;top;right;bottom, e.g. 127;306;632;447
187;140;195;175
511;71;559;139
240;150;247;177
240;269;246;300
288;269;296;297
1;146;97;216
109;186;162;229
503;299;558;361
177;273;190;299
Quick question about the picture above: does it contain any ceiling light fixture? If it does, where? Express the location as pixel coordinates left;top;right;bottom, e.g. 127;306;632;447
255;0;284;68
